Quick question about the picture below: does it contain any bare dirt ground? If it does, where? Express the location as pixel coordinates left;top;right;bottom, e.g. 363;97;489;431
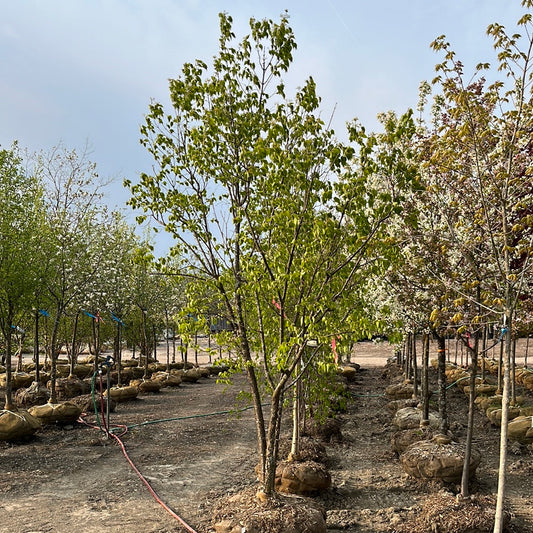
0;339;532;532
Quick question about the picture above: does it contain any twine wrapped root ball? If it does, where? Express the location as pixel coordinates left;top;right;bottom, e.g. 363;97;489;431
391;426;437;455
70;393;117;413
275;460;332;495
129;378;162;393
0;372;34;390
385;380;414;400
151;372;182;388
48;376;90;400
400;435;481;483
392;407;442;430
104;385;139;402
28;401;82;425
507;416;533;444
179;369;202;383
14;382;50;407
486;406;521;426
0;409;41;441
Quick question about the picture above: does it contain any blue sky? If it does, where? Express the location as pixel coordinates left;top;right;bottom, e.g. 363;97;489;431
0;0;526;255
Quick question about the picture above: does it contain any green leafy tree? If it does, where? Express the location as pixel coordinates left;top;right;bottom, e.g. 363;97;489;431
0;144;46;409
127;13;415;496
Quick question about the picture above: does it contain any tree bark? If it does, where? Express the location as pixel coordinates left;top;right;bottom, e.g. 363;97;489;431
262;382;285;495
494;318;512;533
69;311;80;378
435;332;448;434
289;358;302;461
4;307;14;410
33;310;40;385
412;331;418;398
421;333;430;424
461;329;479;497
49;304;62;404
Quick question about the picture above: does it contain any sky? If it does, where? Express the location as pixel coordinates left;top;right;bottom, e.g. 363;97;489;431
0;0;527;255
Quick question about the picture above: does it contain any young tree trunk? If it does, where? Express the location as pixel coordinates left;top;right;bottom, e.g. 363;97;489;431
115;321;123;387
525;333;529;368
289;358;302;461
33;309;40;385
262;382;284;495
141;309;149;379
49;305;63;404
494;317;512;533
153;325;157;363
69;311;80;378
411;331;418;398
511;335;517;405
421;332;430;425
404;334;411;379
172;327;176;364
92;316;99;372
165;309;170;372
3;308;14;410
461;330;479;498
497;339;504;393
435;332;448;434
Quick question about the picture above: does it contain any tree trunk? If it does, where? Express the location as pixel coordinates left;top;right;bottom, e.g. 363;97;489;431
511;335;516;405
194;330;198;365
262;383;284;495
33;310;40;385
49;304;63;404
69;311;80;378
289;358;302;461
405;334;411;379
172;327;176;364
497;338;504;393
4;308;14;410
92;316;99;372
141;309;148;379
115;321;123;387
494;318;512;533
412;331;418;398
436;332;448;434
421;332;430;424
461;331;479;497
153;325;157;363
165;309;170;372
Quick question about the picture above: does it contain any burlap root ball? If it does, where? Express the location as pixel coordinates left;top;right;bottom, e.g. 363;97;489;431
0;409;41;441
104;385;139;402
28;401;82;425
400;435;481;483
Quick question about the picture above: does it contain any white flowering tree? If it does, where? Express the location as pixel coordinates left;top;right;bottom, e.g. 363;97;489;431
406;3;533;524
36;144;111;403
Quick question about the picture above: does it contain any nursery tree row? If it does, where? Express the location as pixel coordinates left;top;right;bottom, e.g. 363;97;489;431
0;143;197;407
126;2;533;527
